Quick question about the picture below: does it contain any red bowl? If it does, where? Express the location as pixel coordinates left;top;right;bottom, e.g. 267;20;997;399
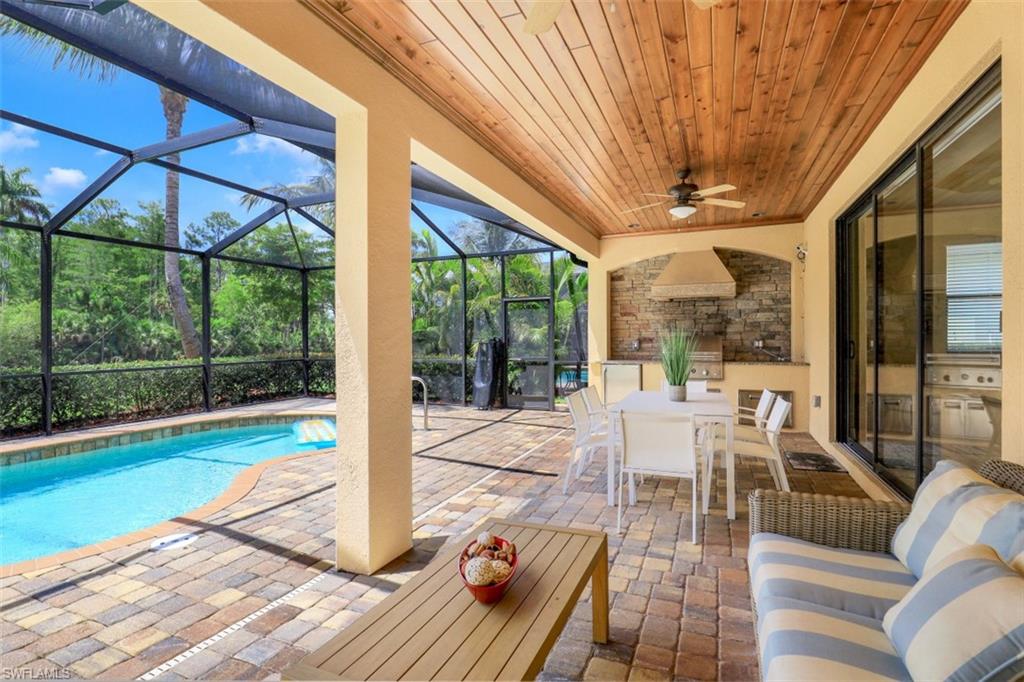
458;535;519;604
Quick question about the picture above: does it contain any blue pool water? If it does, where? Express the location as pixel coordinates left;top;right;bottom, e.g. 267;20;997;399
0;425;323;565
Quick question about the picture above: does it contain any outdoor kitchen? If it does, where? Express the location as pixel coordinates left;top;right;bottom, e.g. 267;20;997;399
600;247;810;429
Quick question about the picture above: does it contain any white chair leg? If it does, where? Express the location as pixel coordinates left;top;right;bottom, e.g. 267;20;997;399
628;472;637;506
691;475;697;544
563;444;577;494
766;458;782;490
616;463;624;534
576;445;590;478
776;457;791;492
702;447;714;514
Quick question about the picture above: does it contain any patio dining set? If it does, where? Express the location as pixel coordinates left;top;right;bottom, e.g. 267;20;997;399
563;384;792;538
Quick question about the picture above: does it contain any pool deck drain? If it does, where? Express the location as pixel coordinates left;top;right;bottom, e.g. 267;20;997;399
138;573;328;680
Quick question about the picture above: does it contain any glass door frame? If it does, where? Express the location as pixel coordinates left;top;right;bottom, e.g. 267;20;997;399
835;61;1001;495
835;194;877;469
502;296;555;410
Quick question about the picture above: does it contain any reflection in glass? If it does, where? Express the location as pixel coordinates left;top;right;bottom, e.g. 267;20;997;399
840;206;875;458
874;163;918;490
922;81;1002;474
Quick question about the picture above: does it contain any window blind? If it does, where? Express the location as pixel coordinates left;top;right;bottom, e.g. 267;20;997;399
946;242;1002;352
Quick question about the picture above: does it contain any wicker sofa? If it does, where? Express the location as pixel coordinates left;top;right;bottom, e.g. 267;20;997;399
747;459;1024;681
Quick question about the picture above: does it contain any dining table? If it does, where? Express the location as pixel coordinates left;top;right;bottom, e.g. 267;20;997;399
606;389;737;520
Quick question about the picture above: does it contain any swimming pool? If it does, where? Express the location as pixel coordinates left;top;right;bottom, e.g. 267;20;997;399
0;424;327;565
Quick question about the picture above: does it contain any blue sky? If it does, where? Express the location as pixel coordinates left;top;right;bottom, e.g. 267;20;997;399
0;33;325;244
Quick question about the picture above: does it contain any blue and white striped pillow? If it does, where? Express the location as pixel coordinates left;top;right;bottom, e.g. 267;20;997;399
891;460;1024;577
883;544;1024;682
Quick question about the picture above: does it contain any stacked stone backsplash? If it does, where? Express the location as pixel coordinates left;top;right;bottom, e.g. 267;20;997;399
610;249;791;362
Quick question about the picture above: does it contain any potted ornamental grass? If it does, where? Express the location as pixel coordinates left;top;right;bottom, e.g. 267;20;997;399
660;329;699;402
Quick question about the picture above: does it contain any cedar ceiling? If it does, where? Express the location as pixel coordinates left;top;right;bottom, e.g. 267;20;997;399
302;0;967;238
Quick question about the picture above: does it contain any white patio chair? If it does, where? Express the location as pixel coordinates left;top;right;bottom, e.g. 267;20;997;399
617;411;700;542
732;388;777;443
697;389;775;452
563;389;609;494
581;384;608;427
703;398;791;511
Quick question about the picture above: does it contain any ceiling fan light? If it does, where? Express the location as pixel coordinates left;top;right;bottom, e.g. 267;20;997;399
669;204;697;219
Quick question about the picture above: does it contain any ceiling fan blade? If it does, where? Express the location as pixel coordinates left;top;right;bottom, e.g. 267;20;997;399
523;0;566;35
620;200;668;214
641;193;675;198
693;183;736;197
700;197;746;209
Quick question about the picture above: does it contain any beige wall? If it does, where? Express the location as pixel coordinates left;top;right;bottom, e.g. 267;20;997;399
802;0;1023;495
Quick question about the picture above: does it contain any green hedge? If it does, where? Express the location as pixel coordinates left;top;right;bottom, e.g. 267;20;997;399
51;366;205;431
212;361;303;408
1;358;338;437
1;375;44;438
412;358;464;403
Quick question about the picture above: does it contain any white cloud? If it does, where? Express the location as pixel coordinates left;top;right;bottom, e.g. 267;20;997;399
94;149;112;157
232;134;312;161
0;123;40;153
42;167;87;192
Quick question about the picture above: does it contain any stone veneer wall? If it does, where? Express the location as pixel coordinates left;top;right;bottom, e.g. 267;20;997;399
610;249;792;361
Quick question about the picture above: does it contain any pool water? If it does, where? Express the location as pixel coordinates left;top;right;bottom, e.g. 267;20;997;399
0;425;325;565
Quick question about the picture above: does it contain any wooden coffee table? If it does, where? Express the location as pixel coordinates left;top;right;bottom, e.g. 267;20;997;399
283;519;609;681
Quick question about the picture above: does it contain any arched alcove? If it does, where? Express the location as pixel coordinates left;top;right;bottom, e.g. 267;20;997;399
609;248;792;362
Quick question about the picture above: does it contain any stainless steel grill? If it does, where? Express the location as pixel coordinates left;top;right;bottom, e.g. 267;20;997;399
690;336;723;380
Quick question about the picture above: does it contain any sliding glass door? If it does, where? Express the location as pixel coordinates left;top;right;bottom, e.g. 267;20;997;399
838;202;875;462
837;64;1001;495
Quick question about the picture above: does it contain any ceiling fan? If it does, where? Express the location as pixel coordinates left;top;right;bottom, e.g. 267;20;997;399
621;169;747;220
522;0;724;36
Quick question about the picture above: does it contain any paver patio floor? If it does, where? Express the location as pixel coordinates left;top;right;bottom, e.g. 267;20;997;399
0;404;866;681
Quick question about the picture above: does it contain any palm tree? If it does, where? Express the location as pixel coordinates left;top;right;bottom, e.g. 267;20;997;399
0;17;202;357
0;165;51;223
239;157;335;225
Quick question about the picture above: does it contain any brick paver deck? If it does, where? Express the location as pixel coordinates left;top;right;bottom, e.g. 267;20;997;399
0;404;866;681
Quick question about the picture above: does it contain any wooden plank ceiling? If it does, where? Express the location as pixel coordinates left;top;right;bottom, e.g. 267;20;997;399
303;0;967;238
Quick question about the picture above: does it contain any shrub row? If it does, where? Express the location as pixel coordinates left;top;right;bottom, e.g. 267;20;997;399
1;358;338;438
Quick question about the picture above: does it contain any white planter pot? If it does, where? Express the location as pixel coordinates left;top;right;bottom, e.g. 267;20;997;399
667;384;687;402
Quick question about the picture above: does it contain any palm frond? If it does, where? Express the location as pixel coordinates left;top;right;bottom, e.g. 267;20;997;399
0;17;119;82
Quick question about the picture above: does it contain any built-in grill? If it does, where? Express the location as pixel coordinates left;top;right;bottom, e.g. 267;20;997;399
924;353;1002;389
690;336;724;380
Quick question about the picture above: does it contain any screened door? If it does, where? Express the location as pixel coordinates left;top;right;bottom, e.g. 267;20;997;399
503;299;553;410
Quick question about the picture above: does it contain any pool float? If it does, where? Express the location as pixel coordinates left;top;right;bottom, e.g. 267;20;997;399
293;418;336;449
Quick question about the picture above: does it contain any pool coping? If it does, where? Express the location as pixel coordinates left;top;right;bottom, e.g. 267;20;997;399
0;447;330;578
0;405;335;467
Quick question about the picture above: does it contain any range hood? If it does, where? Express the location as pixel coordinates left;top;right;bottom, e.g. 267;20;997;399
650;250;736;300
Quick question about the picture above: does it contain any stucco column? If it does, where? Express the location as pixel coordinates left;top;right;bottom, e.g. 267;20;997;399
587;259;609;396
335;106;413;574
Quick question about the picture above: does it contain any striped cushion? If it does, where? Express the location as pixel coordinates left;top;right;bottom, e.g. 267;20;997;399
883;544;1024;682
750;533;917;620
757;596;910;681
892;460;1024;577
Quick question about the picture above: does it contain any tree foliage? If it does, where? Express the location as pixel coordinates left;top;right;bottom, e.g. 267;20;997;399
0;175;334;374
